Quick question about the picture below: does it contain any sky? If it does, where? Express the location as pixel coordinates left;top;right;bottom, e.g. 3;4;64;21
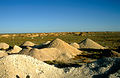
0;0;120;33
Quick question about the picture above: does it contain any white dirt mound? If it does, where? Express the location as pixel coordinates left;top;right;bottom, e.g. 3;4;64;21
29;48;73;62
0;43;9;50
0;55;64;78
29;48;61;61
0;55;119;78
70;42;80;49
79;38;105;49
65;57;120;78
22;41;35;47
8;45;22;54
48;38;82;56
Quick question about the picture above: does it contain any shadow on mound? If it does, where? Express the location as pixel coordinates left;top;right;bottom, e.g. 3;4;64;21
79;49;120;59
44;60;82;68
92;59;120;78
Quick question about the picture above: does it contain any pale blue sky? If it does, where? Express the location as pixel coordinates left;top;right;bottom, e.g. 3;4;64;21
0;0;120;33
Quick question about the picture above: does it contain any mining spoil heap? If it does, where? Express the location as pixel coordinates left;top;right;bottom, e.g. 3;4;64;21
0;55;64;78
79;38;105;49
48;38;82;56
0;55;120;78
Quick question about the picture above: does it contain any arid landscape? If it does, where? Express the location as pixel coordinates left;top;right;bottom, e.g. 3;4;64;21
0;32;120;78
0;0;120;77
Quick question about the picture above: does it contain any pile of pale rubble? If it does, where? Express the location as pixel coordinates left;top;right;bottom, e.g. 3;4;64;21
0;38;120;78
0;55;120;78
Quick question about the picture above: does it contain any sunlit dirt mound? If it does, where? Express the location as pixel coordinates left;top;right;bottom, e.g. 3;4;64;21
7;45;22;54
48;38;82;56
0;43;9;50
21;41;36;47
29;48;64;61
79;38;105;49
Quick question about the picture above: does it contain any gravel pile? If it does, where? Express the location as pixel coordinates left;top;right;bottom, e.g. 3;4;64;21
79;38;105;49
0;43;9;50
65;57;120;78
7;45;22;54
21;41;36;47
48;38;82;56
29;48;64;61
0;55;120;78
0;55;64;78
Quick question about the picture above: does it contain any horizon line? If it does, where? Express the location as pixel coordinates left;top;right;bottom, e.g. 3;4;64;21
0;31;120;34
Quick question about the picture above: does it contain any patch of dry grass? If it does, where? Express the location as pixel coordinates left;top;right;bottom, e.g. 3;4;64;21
0;32;120;49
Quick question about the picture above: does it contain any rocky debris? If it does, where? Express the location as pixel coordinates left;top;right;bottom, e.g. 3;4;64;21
0;51;8;58
29;48;73;62
19;39;82;62
0;50;120;78
0;55;64;78
64;57;120;78
29;48;61;61
48;38;82;57
21;41;36;47
0;37;119;78
0;43;9;50
70;42;80;49
79;38;105;49
7;45;22;54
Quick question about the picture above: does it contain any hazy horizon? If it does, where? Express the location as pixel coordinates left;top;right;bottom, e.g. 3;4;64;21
0;0;120;33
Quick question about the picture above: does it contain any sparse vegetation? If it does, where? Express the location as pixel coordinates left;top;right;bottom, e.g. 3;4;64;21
0;32;120;49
